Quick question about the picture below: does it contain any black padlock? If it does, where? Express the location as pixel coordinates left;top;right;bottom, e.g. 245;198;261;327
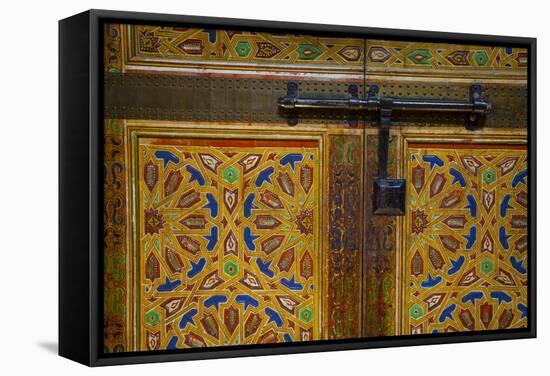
373;178;406;215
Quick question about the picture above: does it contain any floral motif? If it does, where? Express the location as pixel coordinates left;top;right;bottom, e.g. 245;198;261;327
295;208;314;236
144;208;164;235
411;208;428;235
139;29;161;53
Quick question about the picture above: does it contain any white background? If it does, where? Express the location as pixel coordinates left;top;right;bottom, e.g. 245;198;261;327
0;0;546;374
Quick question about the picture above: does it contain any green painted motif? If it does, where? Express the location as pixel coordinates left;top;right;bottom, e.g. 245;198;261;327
482;167;497;185
480;258;494;275
223;260;239;277
406;49;433;64
334;136;358;165
222;166;239;184
299;306;314;323
235;41;251;57
297;44;322;60
105;118;124;134
145;310;160;326
409;303;424;320
104;287;126;316
474;51;489;66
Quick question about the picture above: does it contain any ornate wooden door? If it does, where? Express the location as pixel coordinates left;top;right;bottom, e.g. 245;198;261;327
102;23;528;352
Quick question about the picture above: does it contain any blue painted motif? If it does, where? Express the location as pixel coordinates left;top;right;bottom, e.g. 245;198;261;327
447;255;465;275
512;169;527;188
464;226;477;249
236;295;259;310
280;154;303;170
243;193;257;218
449;168;466;187
166;336;179;349
421;274;442;288
157;276;182;292
256;258;274;278
154;151;179;167
202;29;217;43
178;308;198;329
462;291;483;305
204;226;218;251
500;194;512;218
281;276;303;290
518;303;528;319
187;257;206;278
422;155;444;169
439;304;456;323
255;167;274;187
499;226;511;249
186;165;205;186
265;307;283;327
465;194;477;217
491;291;512;304
510;256;527;274
204;295;227;310
203;193;218;217
244;227;259;251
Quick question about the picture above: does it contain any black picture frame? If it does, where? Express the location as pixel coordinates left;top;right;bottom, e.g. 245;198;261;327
59;9;537;366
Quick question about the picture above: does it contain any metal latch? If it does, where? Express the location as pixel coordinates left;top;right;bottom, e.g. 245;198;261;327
278;82;492;216
373;99;406;215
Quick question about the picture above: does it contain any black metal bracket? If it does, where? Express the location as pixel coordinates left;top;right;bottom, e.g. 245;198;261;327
278;81;492;216
373;97;406;216
285;81;299;126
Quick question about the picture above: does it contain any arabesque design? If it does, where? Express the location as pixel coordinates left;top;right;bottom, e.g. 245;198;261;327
100;21;531;353
367;40;527;79
136;137;321;350
124;25;364;75
404;145;528;334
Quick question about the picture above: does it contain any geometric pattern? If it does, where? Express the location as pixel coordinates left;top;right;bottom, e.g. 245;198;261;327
367;40;527;79
404;145;528;334
103;119;128;352
364;133;399;337
327;135;363;339
137;137;320;350
106;23;528;81
102;22;530;353
124;25;364;75
104;24;122;73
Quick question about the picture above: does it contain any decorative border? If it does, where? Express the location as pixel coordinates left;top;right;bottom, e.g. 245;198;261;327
103;23;529;82
327;134;363;339
366;40;527;80
103;118;130;352
122;24;365;78
363;128;398;336
104;23;123;73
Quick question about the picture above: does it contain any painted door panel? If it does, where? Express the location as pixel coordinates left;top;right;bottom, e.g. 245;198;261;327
403;143;527;334
135;131;322;349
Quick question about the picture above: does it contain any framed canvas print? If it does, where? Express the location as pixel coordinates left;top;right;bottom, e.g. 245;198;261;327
59;9;536;366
